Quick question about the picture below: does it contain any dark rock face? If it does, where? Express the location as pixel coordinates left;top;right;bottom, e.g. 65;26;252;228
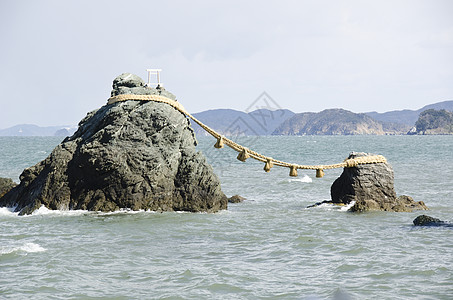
0;73;228;214
413;215;445;226
331;152;396;206
331;152;428;212
0;178;17;198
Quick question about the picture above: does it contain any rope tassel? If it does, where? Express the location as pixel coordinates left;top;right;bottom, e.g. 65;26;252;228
316;168;324;178
237;148;250;162
264;158;273;172
289;165;298;177
214;136;224;149
344;158;358;168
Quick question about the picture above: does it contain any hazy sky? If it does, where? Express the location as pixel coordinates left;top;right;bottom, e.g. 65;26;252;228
1;0;452;128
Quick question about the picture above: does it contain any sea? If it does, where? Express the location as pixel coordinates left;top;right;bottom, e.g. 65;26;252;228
0;135;452;300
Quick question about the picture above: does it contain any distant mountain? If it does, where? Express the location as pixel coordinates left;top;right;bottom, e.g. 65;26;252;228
191;108;295;136
3;100;451;137
272;108;409;135
365;100;453;126
0;124;77;136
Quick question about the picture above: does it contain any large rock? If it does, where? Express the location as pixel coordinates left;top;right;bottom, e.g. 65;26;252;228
0;73;228;214
331;152;428;212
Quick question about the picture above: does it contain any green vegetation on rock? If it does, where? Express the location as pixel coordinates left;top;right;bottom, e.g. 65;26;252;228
415;109;453;134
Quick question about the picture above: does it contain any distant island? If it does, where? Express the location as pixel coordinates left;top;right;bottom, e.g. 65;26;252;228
415;109;453;135
0;124;77;137
1;100;452;136
272;108;409;135
190;100;453;136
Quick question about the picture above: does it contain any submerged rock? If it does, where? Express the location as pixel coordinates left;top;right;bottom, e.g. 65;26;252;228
413;215;444;226
330;152;428;212
413;215;452;227
0;73;228;215
228;195;246;203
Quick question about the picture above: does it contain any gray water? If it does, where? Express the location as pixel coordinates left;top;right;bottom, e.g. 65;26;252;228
1;135;452;299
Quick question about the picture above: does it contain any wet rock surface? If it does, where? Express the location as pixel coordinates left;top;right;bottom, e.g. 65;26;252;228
228;195;246;203
413;215;452;227
331;152;428;212
0;73;228;215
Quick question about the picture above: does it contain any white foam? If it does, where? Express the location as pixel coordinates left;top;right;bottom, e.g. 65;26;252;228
0;207;18;217
97;208;156;216
1;242;46;255
307;201;356;212
287;175;312;183
30;205;88;216
19;242;46;253
1;205;90;217
340;200;356;211
1;205;226;217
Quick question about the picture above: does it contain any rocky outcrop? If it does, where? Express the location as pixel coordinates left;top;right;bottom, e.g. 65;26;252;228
0;73;228;215
0;178;17;198
330;152;428;212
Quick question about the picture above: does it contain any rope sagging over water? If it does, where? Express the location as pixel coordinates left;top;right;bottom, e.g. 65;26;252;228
107;94;387;178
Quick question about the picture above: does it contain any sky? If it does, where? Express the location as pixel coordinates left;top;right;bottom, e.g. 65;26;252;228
1;0;452;128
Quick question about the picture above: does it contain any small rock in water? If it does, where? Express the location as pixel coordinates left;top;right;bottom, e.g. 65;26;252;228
413;215;444;226
228;195;246;203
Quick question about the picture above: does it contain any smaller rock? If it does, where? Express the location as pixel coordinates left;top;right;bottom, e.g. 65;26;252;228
228;195;246;203
0;178;17;199
413;215;444;226
18;200;42;216
392;195;429;212
350;195;428;212
113;73;145;88
110;72;177;100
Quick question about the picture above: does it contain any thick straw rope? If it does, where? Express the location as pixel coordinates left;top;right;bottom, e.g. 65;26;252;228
108;94;387;177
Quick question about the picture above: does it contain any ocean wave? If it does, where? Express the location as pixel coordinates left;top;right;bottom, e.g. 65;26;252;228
97;208;157;216
30;205;89;216
0;242;46;255
0;203;237;218
0;205;90;217
1;205;199;217
307;201;356;212
286;175;313;183
0;207;18;216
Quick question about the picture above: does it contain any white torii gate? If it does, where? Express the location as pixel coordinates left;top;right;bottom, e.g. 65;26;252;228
146;69;162;87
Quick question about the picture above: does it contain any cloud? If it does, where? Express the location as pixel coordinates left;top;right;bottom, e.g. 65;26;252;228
0;0;452;128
